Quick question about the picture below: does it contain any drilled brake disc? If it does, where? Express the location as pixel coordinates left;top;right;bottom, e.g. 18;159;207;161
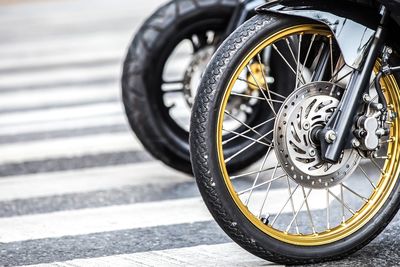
274;82;360;189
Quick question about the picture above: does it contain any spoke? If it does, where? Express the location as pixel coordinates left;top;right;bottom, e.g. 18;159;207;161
222;128;271;147
230;92;284;103
326;189;330;229
335;70;353;84
295;34;303;89
272;44;298;79
224;129;273;163
342;183;368;202
163;79;184;84
299;34;316;85
190;33;207;51
247;65;276;115
285;188;312;233
237;77;286;100
285;37;307;85
373;156;390;159
257;164;279;217
340;185;346;223
238;174;286;195
329;35;334;77
369;158;386;175
257;54;277;114
230;165;281;180
162;80;184;93
328;188;355;219
380;137;395;145
222;118;274;145
329;63;345;83
358;165;377;189
224;111;271;142
302;186;316;234
286;39;297;64
270;184;300;227
286;177;300;234
163;88;184;93
245;147;272;206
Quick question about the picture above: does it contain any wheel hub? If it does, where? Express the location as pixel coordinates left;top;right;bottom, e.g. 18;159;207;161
274;82;360;189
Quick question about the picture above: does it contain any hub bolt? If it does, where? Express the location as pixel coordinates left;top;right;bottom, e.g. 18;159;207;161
309;149;316;157
303;121;310;130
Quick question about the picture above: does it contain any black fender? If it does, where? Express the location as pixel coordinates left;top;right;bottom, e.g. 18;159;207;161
256;0;381;70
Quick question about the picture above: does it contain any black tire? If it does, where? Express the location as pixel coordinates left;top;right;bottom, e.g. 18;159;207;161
190;14;400;264
122;0;238;174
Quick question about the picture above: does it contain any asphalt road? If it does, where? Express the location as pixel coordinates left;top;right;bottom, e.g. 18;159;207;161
0;0;399;266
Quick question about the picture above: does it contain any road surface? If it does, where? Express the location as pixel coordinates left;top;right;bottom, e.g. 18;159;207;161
0;0;399;266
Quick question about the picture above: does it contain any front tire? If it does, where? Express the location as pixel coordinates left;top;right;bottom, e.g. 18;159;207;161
190;14;400;264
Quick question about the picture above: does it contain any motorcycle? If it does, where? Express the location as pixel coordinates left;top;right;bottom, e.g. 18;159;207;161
190;0;400;264
122;0;279;174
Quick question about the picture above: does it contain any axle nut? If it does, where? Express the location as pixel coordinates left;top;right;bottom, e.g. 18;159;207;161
325;130;337;143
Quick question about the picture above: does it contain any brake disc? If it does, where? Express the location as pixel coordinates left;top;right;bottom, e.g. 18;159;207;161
274;82;360;189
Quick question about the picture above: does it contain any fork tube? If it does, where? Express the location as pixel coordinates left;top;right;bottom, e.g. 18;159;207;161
320;6;389;163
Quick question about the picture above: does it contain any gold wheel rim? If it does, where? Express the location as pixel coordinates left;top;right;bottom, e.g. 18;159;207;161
216;24;400;246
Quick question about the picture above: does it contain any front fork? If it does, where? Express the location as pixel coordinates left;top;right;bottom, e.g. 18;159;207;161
319;6;390;163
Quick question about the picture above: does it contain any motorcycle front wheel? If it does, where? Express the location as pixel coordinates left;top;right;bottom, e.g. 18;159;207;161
190;14;400;264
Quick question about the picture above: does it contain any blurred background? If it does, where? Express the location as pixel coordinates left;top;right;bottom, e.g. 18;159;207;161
0;0;398;266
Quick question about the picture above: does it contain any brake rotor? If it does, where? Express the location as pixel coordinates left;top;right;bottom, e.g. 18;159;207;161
274;82;360;189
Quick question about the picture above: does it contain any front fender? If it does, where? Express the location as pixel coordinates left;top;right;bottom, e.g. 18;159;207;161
256;0;380;69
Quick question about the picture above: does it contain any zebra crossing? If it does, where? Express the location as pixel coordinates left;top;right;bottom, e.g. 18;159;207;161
0;0;399;266
0;0;274;266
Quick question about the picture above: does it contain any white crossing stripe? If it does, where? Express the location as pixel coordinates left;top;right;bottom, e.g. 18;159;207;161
23;243;281;267
0;33;129;61
0;114;125;136
0;197;211;243
0;64;119;89
0;84;118;110
0;189;331;243
0;49;121;71
0;132;142;164
0;162;190;201
0;102;123;126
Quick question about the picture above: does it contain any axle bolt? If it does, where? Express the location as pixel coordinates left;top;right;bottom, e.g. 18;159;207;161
325;130;337;143
309;149;316;157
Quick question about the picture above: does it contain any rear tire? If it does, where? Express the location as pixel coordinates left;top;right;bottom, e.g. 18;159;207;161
122;0;238;174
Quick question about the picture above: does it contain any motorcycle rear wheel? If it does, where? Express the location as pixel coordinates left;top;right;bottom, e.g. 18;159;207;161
122;0;237;174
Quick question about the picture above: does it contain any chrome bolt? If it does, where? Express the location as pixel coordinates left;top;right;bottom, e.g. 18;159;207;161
352;138;360;148
363;94;372;103
303;121;310;130
309;149;316;157
325;130;337;143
